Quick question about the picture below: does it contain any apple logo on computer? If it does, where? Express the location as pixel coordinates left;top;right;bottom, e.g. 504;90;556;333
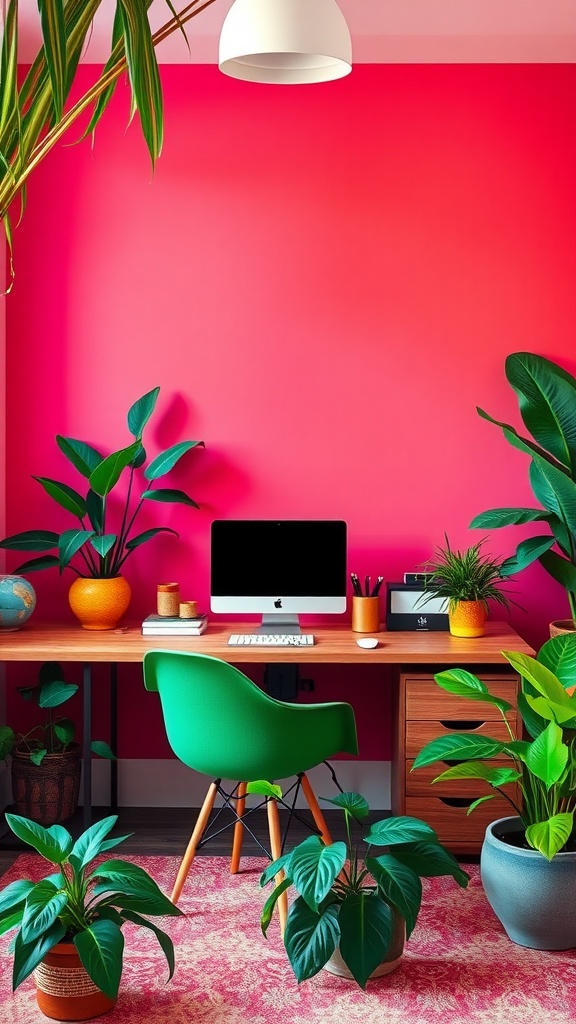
274;598;282;608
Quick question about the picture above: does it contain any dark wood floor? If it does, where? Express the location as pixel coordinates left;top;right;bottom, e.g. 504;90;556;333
0;805;362;876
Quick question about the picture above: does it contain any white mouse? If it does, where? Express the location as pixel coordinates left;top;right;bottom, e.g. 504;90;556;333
356;637;379;649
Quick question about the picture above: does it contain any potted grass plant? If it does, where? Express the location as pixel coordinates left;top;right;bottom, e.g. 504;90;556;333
0;812;182;1019
259;791;469;989
470;351;576;636
412;632;576;949
0;662;114;826
0;387;204;629
417;534;515;636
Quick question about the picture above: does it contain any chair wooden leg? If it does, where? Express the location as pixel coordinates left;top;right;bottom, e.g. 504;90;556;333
171;781;218;905
266;797;288;935
230;781;247;874
300;772;333;846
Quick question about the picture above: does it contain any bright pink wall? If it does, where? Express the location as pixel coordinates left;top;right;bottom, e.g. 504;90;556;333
5;64;576;760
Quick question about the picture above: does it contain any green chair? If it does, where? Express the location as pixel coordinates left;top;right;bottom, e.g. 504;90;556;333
143;649;358;919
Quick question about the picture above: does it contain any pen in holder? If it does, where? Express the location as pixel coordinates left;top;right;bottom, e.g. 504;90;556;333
352;595;380;633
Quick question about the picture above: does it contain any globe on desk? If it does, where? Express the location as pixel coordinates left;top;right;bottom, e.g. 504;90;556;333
0;574;36;630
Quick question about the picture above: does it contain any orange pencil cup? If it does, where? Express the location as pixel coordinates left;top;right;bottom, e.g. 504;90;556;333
352;596;380;633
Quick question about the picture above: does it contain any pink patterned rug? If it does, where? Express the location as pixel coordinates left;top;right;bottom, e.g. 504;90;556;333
1;855;575;1024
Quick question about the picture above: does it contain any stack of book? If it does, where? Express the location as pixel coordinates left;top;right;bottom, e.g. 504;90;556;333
141;613;208;636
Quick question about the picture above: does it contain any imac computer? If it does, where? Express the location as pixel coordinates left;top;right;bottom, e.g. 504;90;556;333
210;519;347;633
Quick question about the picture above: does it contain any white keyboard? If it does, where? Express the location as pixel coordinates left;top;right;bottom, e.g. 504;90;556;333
228;633;315;647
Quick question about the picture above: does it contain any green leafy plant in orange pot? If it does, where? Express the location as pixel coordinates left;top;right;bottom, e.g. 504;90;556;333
0;388;204;628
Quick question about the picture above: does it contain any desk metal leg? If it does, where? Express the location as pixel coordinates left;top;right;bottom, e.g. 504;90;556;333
82;663;92;830
110;663;118;810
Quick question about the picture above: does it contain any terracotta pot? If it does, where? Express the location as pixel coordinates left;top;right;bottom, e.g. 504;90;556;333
11;745;81;825
68;576;131;630
34;942;116;1020
448;600;487;638
549;619;576;638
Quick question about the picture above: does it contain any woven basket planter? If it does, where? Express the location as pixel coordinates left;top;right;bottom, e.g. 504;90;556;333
11;744;81;825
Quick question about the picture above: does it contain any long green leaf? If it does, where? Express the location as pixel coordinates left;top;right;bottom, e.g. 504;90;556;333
88;441;141;496
32;477;87;517
21;880;68;944
69;815;119;871
0;0;20;148
141;487;199;508
38;679;77;709
144;441;204;481
119;910;176;980
56;436;103;477
526;812;574;860
5;814;70;863
124;527;178;550
118;0;163;162
537;633;576;689
500;535;556;576
0;529;59;551
127;387;160;437
412;733;505;769
322;792;369;817
74;919;124;999
338;891;393;989
364;816;437;847
470;507;550;530
0;880;35;916
289;837;346;913
37;0;67;122
367;855;421;939
12;920;66;989
11;554;60;574
505;351;576;473
529;458;576;534
433;668;513;713
283;897;340;983
58;528;94;568
503;650;575;713
524;721;568;788
391;841;469;888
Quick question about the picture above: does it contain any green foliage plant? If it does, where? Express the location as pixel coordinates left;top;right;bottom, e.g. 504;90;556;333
258;791;469;989
0;387;203;579
0;662;114;766
0;0;219;284
417;534;514;614
0;813;182;999
470;351;576;626
413;632;576;861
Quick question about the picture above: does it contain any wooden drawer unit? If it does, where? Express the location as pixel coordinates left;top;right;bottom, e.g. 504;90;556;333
393;670;521;856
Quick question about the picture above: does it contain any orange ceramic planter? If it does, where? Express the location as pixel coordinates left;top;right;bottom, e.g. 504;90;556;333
68;576;131;630
34;943;116;1021
448;600;487;638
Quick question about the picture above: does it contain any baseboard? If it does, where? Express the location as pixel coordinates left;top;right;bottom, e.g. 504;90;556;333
89;759;392;811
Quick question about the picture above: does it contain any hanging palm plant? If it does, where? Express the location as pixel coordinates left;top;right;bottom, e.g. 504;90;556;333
0;0;219;287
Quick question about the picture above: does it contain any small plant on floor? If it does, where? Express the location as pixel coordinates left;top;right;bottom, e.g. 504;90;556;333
259;791;469;989
0;661;114;765
0;813;182;1000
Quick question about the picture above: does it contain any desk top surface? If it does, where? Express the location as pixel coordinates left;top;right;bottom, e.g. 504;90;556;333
0;620;535;664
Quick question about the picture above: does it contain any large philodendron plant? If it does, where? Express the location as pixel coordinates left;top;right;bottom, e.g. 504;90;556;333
470;352;576;626
0;0;219;285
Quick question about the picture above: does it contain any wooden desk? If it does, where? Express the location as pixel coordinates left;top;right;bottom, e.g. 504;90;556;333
1;620;535;841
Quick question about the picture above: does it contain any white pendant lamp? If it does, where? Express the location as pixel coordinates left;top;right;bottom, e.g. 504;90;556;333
219;0;352;84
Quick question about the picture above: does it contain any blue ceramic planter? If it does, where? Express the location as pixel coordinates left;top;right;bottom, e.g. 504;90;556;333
481;816;576;950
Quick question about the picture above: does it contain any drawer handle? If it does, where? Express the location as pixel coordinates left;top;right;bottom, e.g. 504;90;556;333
439;719;487;731
438;797;474;809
